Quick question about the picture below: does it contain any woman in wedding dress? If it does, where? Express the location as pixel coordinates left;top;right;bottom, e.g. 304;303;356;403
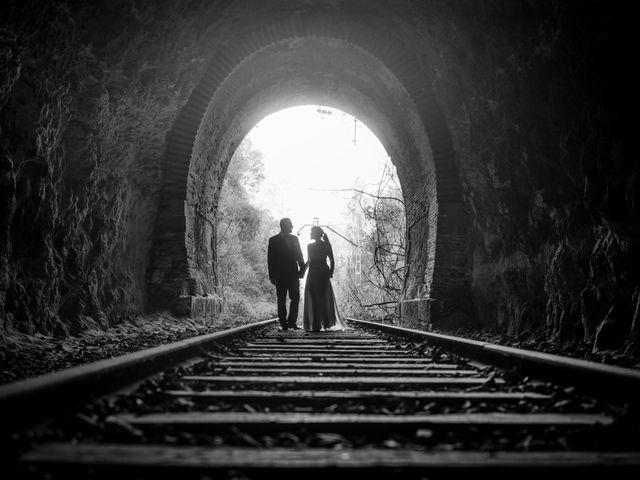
302;226;348;332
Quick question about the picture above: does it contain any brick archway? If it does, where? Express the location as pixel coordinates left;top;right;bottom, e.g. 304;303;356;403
147;9;471;325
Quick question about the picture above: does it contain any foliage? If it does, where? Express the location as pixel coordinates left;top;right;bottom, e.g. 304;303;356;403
216;139;276;315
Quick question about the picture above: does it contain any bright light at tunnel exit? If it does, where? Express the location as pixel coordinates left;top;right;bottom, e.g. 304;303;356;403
245;105;396;247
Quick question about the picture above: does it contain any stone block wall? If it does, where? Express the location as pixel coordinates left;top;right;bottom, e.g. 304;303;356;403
397;298;437;330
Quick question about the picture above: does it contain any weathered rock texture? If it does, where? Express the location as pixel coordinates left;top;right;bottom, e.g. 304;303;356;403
428;1;637;354
1;1;205;334
1;1;636;354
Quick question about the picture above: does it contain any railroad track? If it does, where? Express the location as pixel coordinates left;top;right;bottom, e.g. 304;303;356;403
4;318;640;478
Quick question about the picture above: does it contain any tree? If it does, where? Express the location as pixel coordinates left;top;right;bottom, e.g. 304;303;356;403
216;139;275;317
337;160;406;320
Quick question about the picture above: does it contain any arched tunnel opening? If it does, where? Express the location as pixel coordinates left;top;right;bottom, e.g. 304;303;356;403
1;0;637;359
146;31;472;328
216;104;408;323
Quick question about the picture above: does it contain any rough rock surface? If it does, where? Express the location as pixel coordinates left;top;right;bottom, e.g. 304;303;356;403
1;1;206;336
429;1;637;354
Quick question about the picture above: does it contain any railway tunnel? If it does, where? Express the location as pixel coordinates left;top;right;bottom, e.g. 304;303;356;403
1;1;636;354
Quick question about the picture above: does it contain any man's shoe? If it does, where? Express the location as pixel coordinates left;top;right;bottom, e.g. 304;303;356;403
279;325;289;331
289;325;301;330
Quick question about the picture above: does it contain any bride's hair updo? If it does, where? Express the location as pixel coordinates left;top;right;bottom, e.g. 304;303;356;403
310;226;328;242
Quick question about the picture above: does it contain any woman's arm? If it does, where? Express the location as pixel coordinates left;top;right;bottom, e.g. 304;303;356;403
327;241;335;277
295;236;306;278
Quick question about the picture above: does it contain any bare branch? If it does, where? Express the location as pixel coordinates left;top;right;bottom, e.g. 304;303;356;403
319;188;404;205
361;301;398;307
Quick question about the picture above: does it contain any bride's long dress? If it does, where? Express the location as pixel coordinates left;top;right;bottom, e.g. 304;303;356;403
303;241;347;332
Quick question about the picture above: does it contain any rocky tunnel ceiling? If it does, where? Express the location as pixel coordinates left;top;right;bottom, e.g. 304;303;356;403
1;0;636;354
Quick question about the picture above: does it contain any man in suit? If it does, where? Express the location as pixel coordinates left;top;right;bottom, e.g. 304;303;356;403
268;218;306;330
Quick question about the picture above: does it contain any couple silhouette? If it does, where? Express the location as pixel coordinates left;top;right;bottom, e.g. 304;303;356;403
267;218;347;332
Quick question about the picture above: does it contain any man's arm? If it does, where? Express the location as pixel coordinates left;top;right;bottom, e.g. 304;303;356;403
267;237;275;284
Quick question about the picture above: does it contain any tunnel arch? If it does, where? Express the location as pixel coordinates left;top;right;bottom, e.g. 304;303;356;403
147;11;471;323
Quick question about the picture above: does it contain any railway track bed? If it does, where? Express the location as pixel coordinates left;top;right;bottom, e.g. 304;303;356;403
4;318;640;478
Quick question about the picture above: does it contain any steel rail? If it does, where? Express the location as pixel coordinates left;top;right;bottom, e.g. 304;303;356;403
14;318;640;477
0;318;277;433
348;318;640;404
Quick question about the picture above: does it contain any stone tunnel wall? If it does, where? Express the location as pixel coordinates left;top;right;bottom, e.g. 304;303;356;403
423;0;638;353
0;1;210;334
1;0;636;354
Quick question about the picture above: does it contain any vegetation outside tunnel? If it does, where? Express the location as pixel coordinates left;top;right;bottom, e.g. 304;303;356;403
216;126;406;323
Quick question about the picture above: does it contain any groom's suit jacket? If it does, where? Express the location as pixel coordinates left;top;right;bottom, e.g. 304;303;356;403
268;233;305;284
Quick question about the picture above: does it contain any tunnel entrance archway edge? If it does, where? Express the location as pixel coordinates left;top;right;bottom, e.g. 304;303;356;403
147;12;473;327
